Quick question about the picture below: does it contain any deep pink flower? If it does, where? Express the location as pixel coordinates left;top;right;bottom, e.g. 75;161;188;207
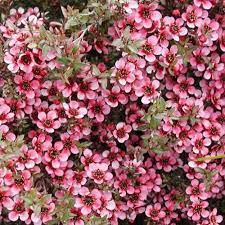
80;149;102;168
17;51;34;73
37;110;61;133
63;101;87;119
14;73;40;99
114;174;134;197
190;47;210;72
155;152;177;172
203;121;223;141
191;133;211;154
87;97;110;122
135;78;160;104
146;203;166;221
187;200;209;221
8;198;29;222
75;188;102;215
208;208;223;225
182;5;205;28
103;85;128;107
0;104;14;125
138;36;161;62
186;179;208;202
135;3;162;28
113;122;132;143
86;163;113;184
194;0;213;9
164;17;188;41
113;58;135;85
173;75;195;98
77;78;99;100
44;141;70;170
0;187;14;211
197;18;219;46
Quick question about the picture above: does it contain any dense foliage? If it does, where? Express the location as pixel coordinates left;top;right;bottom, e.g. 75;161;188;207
1;0;225;225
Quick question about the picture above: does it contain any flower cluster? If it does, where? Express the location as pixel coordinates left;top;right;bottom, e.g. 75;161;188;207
0;0;225;225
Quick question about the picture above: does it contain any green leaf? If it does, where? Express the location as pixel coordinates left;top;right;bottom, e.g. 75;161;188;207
155;98;167;113
58;57;71;65
149;116;160;129
72;59;85;73
72;44;79;54
63;67;74;84
111;39;124;48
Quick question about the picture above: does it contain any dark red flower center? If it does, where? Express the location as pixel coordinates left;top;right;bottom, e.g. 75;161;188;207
44;119;53;128
117;128;126;138
187;11;196;23
117;69;129;79
49;149;59;159
194;205;202;214
83;196;94;206
21;54;32;65
15;203;25;213
92;169;104;180
22;81;31;90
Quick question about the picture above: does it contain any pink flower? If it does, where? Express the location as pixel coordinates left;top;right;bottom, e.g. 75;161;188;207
60;132;79;154
113;122;132;143
14;73;40;99
138;36;162;62
77;78;99;100
173;75;195;98
182;5;205;28
102;146;122;169
7;170;32;195
68;208;85;225
17;51;34;73
63;101;87;119
219;30;225;52
186;179;208;202
4;52;19;73
190;47;210;72
15;145;40;170
161;45;178;66
191;133;211;154
0;187;14;211
155;152;177;172
98;192;116;217
123;0;138;13
44;141;70;170
87;97;110;122
135;3;162;28
203;121;223;141
146;203;166;221
103;85;128;107
197;18;219;46
114;58;135;85
0;104;14;125
187;200;209;221
114;174;135;197
194;0;213;9
75;188;102;215
208;208;223;225
164;17;188;41
135;78;160;104
37;110;61;133
80;149;101;168
87;163;113;184
31;201;55;224
31;133;52;154
8;198;29;222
